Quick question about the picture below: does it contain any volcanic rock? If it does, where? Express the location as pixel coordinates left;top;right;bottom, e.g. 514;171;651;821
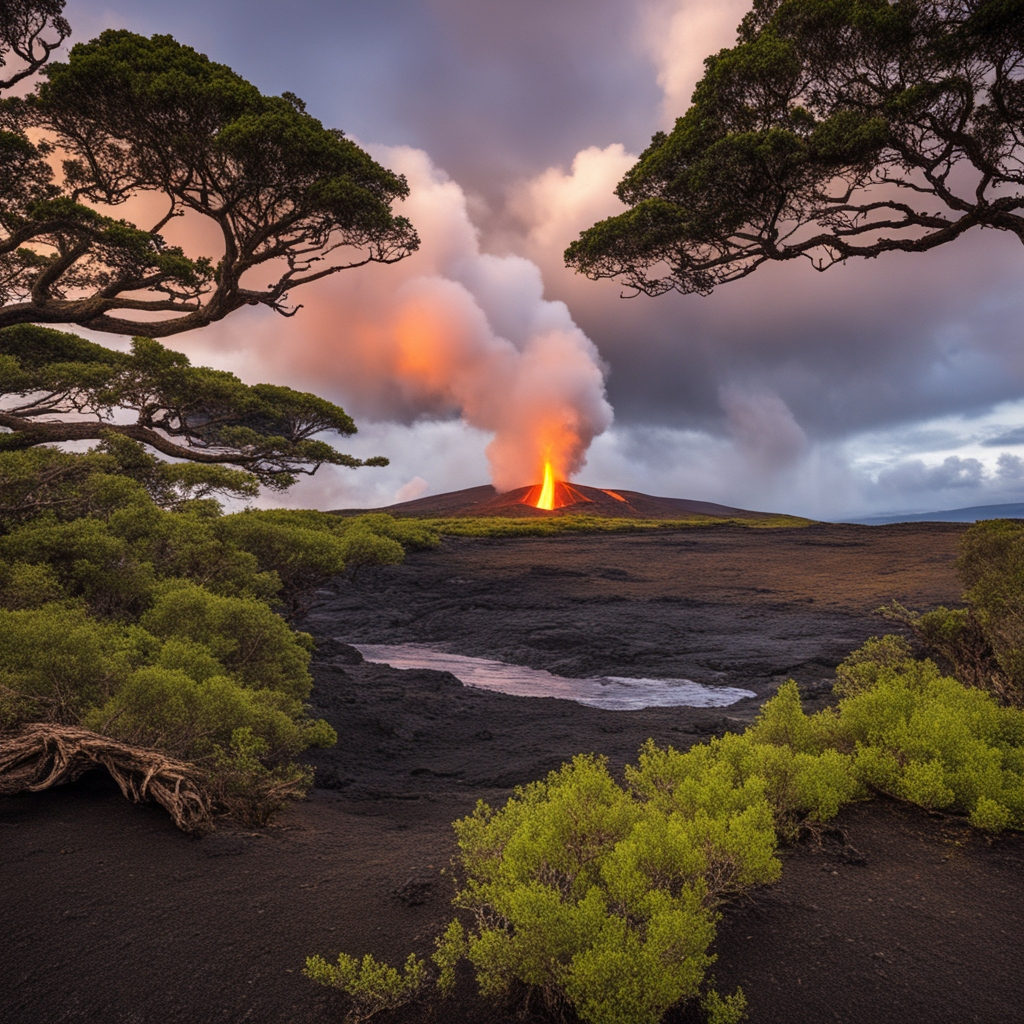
333;482;785;520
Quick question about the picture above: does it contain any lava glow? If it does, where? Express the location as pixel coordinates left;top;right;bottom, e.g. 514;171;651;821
535;461;557;510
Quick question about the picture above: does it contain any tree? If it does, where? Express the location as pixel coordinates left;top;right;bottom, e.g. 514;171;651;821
1;22;419;336
0;4;404;488
0;324;385;487
0;0;69;90
565;0;1024;296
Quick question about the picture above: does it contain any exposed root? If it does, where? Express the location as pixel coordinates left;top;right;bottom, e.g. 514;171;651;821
0;723;213;832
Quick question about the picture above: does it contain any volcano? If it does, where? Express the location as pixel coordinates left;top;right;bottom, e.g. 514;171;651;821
334;483;786;520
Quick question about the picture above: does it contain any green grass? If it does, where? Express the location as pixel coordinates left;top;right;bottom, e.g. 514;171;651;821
416;513;815;537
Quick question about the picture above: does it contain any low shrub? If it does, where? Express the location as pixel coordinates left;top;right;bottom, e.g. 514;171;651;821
303;951;427;1023
313;753;780;1024
0;446;447;824
829;649;1024;827
878;519;1024;706
702;987;748;1024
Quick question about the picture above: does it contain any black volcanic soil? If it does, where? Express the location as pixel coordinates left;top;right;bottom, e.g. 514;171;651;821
4;522;1024;1024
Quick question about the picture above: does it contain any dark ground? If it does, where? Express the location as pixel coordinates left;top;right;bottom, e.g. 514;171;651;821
3;522;1024;1024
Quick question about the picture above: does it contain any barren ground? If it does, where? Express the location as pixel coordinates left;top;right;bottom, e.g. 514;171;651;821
3;523;1023;1024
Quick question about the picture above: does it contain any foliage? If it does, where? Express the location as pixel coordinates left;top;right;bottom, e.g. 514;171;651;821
832;633;916;697
702;987;749;1024
0;440;257;531
310;632;1024;1021
0;326;387;486
0;442;436;821
303;951;427;1023
566;0;1024;296
0;444;423;613
412;513;813;537
736;644;1024;831
0;1;70;90
2;25;417;336
957;518;1024;701
879;519;1024;705
0;4;418;827
0;600;148;725
826;648;1024;825
444;753;779;1024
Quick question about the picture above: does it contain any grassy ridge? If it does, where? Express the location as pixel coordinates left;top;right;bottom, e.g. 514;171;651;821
417;513;815;537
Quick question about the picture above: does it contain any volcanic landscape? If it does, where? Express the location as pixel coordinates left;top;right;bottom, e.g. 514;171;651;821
3;493;1023;1024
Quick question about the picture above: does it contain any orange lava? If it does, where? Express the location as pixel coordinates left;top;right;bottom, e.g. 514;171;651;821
602;489;627;502
535;461;557;510
523;462;593;511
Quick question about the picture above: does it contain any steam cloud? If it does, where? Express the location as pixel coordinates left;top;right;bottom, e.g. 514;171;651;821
233;145;613;492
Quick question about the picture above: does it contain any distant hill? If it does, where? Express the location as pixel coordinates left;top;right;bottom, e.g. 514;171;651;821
332;483;794;521
847;502;1024;525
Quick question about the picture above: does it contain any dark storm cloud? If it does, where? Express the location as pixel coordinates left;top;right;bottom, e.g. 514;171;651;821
877;456;986;493
983;427;1024;447
547;228;1024;443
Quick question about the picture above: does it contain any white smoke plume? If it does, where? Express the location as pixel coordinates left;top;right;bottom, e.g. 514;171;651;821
215;145;613;492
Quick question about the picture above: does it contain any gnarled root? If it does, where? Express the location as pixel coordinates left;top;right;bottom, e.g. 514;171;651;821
0;723;213;832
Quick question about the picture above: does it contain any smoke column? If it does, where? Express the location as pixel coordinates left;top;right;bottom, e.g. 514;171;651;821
241;145;613;491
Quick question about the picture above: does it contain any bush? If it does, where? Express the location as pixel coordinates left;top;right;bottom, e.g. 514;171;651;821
878;519;1024;706
139;581;314;697
0;603;152;725
337;528;404;576
828;648;1024;829
445;753;779;1024
303;951;426;1022
310;636;1024;1022
702;987;748;1024
958;519;1024;703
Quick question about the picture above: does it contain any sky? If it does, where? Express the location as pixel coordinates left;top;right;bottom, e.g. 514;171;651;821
57;0;1024;520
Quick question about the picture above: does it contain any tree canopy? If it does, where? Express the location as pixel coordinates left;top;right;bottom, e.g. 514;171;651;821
1;25;419;336
0;4;404;488
0;324;385;487
565;0;1024;296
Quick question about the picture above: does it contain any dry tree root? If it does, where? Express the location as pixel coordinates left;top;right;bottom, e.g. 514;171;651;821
0;723;213;832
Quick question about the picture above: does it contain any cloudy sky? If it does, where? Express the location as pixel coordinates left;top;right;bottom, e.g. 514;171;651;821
61;0;1024;519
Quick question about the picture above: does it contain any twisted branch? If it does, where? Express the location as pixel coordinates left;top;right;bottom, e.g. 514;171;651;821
0;722;213;832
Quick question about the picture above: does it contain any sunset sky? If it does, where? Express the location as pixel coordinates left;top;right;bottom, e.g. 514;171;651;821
62;0;1024;519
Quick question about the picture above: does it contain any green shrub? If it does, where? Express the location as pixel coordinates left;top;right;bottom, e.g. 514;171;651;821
702;987;748;1024
303;951;426;1022
957;519;1024;703
341;512;441;550
0;561;64;610
216;512;348;616
208;726;318;826
833;634;915;698
337;527;404;576
310;637;1024;1023
140;581;313;697
829;650;1024;827
82;666;329;763
443;753;779;1024
1;514;159;618
0;603;153;725
878;519;1024;705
